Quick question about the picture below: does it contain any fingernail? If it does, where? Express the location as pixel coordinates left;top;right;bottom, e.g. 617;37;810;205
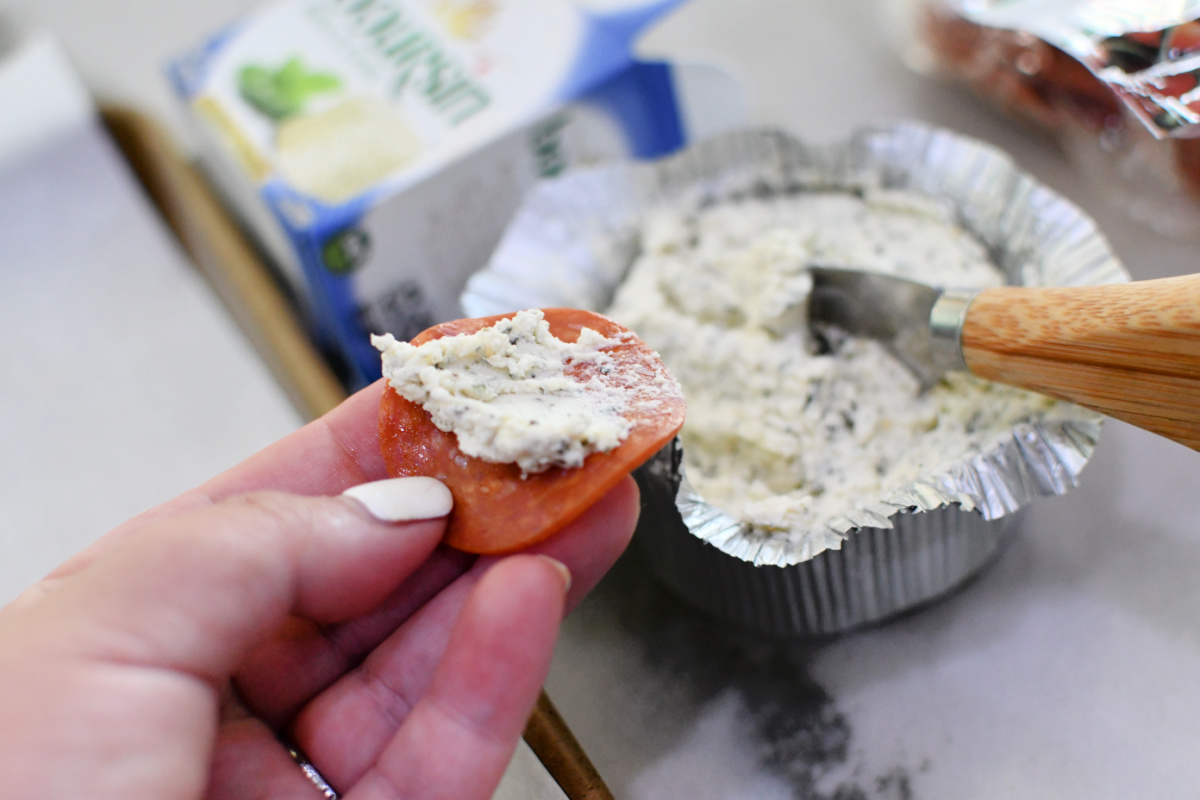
342;477;453;522
536;555;572;595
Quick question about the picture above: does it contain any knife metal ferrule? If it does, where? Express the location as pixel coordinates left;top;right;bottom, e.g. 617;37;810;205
929;289;978;375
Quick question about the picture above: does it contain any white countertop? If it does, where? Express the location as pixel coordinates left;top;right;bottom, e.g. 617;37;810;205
0;36;300;603
548;5;1200;799
3;1;1200;798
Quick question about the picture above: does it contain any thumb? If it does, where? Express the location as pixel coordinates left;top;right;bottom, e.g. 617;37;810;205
4;477;451;682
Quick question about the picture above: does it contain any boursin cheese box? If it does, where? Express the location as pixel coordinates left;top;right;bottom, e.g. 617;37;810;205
170;0;746;387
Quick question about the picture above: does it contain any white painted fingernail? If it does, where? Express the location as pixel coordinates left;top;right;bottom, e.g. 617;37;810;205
342;477;453;522
536;555;572;595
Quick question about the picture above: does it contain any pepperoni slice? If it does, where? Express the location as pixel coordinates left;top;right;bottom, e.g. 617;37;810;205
378;308;686;554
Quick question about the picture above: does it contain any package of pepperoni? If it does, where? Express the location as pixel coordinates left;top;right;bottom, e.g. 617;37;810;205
888;0;1200;238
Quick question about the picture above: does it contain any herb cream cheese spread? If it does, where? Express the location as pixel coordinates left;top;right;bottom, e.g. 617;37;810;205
607;189;1056;554
373;309;635;475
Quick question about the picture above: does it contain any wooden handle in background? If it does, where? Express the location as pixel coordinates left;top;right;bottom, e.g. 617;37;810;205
962;273;1200;450
524;691;615;800
101;105;347;421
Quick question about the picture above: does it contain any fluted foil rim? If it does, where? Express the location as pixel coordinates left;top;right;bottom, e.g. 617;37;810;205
464;124;1128;568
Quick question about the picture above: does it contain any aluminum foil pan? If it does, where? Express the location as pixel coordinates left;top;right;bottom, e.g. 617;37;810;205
463;124;1130;636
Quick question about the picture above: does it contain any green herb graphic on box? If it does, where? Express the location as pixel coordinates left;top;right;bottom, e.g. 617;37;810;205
323;228;371;275
239;57;341;121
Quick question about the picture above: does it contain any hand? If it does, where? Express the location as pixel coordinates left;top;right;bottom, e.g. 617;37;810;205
0;381;639;799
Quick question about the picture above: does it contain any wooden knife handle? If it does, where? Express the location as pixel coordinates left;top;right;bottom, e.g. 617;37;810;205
961;273;1200;450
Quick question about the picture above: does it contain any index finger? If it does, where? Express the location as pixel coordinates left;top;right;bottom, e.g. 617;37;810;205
39;382;384;581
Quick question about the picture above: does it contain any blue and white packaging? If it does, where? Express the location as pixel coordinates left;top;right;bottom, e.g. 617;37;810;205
169;0;747;386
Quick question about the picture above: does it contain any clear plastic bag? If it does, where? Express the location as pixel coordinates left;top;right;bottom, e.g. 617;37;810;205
890;0;1200;238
